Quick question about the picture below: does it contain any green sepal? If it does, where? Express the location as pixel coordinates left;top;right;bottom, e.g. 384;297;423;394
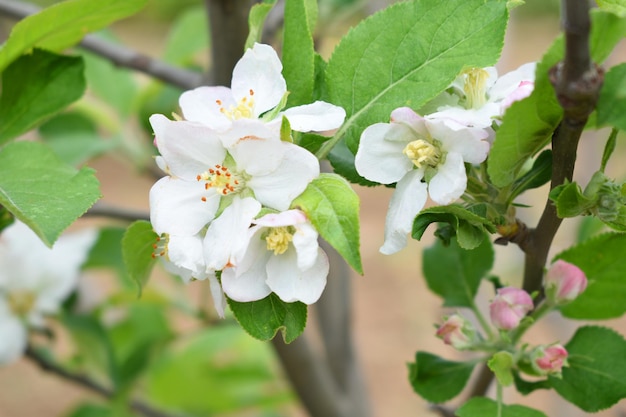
488;351;515;387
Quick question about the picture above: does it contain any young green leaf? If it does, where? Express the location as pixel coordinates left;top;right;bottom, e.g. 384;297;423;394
227;294;307;343
292;173;363;274
408;352;476;403
456;397;548;417
245;0;278;50
283;0;317;107
488;351;515;387
163;6;209;66
555;232;626;319
0;0;148;72
0;50;86;144
597;0;626;16
597;64;626;131
550;326;626;412
321;0;508;169
122;220;158;295
0;141;101;246
422;236;494;307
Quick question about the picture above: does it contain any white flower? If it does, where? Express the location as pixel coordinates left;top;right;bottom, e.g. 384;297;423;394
0;221;96;364
149;115;320;237
355;107;490;255
221;210;329;304
426;62;536;129
179;43;345;133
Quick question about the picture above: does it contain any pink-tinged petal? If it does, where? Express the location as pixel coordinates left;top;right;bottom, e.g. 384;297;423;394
282;101;346;132
232;43;286;117
179;86;234;131
500;81;534;112
428;152;466;205
292;221;320;271
221;231;272;302
165;234;208;281
380;169;427;255
0;313;27;365
254;209;307;228
247;144;319;211
266;247;329;304
355;123;414;184
219;118;280;149
204;196;261;270
149;177;219;235
544;260;588;305
150;114;227;180
489;287;533;330
489;62;536;103
390;107;430;137
207;273;226;318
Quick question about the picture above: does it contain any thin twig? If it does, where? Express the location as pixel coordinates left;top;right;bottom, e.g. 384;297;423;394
84;202;150;222
0;0;203;90
24;345;179;417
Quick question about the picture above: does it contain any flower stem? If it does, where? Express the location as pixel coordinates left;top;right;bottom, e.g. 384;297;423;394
470;299;495;341
496;382;503;417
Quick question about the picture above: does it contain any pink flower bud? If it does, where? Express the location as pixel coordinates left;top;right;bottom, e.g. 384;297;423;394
544;260;588;305
532;344;568;376
489;287;533;330
435;314;475;350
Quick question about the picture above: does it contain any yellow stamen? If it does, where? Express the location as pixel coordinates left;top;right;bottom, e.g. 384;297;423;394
7;291;36;316
403;139;441;169
217;90;256;120
265;227;294;255
463;68;490;109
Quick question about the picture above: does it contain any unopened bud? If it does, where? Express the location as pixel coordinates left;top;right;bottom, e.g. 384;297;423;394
435;314;476;350
489;287;533;330
544;260;588;305
531;344;568;376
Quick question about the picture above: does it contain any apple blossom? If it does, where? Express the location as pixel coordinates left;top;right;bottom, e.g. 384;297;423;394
221;209;329;305
0;221;96;364
425;62;536;129
531;344;569;376
544;260;588;305
354;107;490;254
179;43;345;134
149;115;320;238
489;287;533;330
435;314;476;350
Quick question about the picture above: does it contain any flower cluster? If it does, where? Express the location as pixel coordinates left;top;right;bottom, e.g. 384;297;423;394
0;221;96;364
149;43;346;316
355;64;536;254
434;259;587;379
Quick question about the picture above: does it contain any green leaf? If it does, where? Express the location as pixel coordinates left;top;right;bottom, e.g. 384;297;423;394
292;173;362;274
456;397;548;417
146;325;292;414
0;0;148;72
39;112;115;166
556;233;626;319
488;10;626;187
163;6;209;65
422;235;493;308
550;326;626;412
322;0;508;168
245;1;278;50
283;0;317;107
512;372;552;395
549;181;596;218
0;141;101;246
488;351;514;386
597;0;626;16
0;50;86;144
597;64;626;131
509;150;552;201
65;403;132;417
412;205;496;250
122;221;158;295
408;352;476;403
327;138;377;186
227;293;307;343
83;227;135;289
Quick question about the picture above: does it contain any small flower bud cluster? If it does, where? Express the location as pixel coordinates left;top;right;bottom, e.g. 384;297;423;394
544;260;588;306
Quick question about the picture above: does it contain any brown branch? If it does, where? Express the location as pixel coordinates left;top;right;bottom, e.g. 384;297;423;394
0;0;203;90
24;345;179;417
84;202;150;222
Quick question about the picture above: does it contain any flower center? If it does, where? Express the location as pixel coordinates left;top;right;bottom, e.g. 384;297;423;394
403;139;441;169
152;233;170;259
216;89;255;120
197;164;244;200
265;226;294;255
463;68;490;109
7;291;36;316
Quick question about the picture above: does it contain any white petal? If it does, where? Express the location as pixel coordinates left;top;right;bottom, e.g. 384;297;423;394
380;169;427;255
150;114;226;180
426;105;497;129
166;234;208;280
282;101;346;132
426;118;490;164
247;144;319;211
204;196;261;270
179;86;234;131
221;231;272;302
254;210;307;228
355;123;413;184
428;152;467;205
0;313;27;365
228;130;285;175
266;246;329;304
232;43;286;117
390;107;430;137
292;221;320;271
149;177;219;235
489;62;536;103
207;273;226;318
